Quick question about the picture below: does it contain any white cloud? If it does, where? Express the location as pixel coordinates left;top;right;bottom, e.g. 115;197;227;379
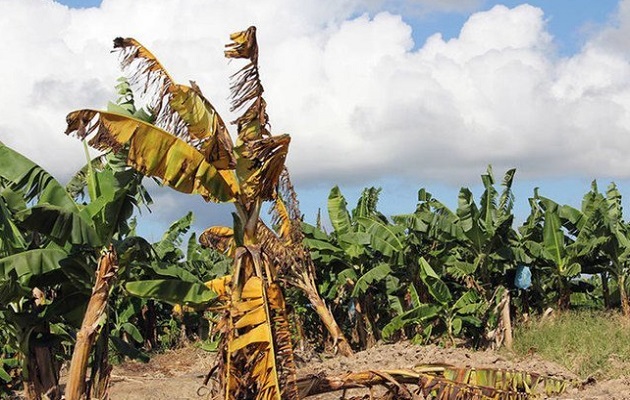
2;0;630;212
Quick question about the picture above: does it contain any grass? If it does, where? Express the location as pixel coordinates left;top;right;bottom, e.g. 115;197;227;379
512;310;630;379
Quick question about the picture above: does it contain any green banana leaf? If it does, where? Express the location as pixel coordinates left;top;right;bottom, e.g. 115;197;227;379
356;216;404;258
456;188;485;252
328;186;352;236
125;279;217;305
0;143;78;212
382;303;440;340
351;263;392;297
419;258;452;305
0;248;67;285
17;204;102;247
154;211;193;260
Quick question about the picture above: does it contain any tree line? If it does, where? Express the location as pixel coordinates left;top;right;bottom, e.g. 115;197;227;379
301;167;630;351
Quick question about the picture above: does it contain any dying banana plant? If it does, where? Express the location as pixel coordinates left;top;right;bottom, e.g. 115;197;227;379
65;27;299;399
200;171;354;356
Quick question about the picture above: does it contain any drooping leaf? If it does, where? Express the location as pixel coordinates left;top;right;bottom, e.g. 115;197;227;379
200;226;235;254
147;262;201;283
301;222;329;241
65;110;239;203
303;237;342;253
351;263;392;297
110;336;149;363
0;142;78;212
0;248;67;285
419;258;452;305
121;322;144;343
0;193;28;257
356;216;404;258
381;304;440;340
236;134;290;202
113;38;236;169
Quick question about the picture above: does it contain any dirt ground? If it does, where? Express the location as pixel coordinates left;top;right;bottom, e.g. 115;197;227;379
107;342;630;399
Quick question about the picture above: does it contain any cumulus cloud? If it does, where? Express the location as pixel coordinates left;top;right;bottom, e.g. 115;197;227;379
2;0;630;215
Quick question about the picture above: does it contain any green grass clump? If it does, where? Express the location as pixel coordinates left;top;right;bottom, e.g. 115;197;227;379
513;310;630;379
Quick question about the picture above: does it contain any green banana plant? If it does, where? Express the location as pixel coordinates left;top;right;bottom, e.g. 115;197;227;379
520;191;578;310
303;186;405;349
0;140;146;399
395;167;519;293
0;142;100;400
382;257;484;344
391;168;519;345
570;182;630;315
446;167;518;289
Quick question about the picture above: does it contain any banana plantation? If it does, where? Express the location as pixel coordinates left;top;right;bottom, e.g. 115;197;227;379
1;27;628;399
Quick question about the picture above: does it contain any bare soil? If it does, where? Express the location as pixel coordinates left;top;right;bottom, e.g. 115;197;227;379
108;342;630;399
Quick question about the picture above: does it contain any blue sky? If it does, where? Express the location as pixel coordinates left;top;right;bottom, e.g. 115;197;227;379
2;0;630;239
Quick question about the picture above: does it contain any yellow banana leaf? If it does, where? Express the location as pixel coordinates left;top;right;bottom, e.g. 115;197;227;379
200;226;235;255
270;196;292;243
205;275;232;299
234;99;270;144
415;364;571;397
65;110;239;203
222;244;299;400
227;276;282;399
113;38;236;168
417;373;530;400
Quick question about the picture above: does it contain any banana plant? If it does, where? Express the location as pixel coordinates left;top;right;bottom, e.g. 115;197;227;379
382;257;484;345
122;211;232;351
0;135;152;399
520;190;584;309
570;182;630;315
197;194;355;356
446;167;518;290
391;168;519;345
65;28;301;399
303;186;405;349
0;142;100;400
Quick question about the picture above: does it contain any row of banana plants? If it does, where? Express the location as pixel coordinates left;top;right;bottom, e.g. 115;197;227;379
302;167;630;350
